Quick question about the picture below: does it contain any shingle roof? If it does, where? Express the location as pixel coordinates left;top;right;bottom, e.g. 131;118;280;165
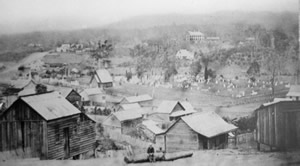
142;119;165;135
112;110;142;121
21;92;81;121
95;69;113;83
123;94;153;103
180;111;237;138
286;85;300;97
156;100;182;114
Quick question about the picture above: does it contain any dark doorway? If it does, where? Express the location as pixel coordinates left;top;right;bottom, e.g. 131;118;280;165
203;138;208;149
63;127;70;158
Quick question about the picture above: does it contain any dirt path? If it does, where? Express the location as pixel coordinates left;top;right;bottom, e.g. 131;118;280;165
0;51;48;83
1;52;48;74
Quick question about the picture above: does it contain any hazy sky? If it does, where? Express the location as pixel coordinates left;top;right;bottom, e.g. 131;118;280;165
0;0;298;34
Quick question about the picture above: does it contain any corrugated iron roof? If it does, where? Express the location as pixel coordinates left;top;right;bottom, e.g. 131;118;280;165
286;85;300;97
156;100;182;114
124;94;153;103
180;111;238;138
21;92;81;120
142;119;165;135
95;69;113;83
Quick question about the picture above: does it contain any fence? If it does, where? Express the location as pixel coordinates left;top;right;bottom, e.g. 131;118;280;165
236;132;256;144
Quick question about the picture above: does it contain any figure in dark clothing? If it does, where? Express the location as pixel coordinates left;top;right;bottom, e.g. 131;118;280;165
147;144;155;162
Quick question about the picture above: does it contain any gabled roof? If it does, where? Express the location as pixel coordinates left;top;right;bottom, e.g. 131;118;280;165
142;119;165;135
79;88;104;101
56;87;73;98
286;85;300;97
156;100;183;114
123;94;153;103
180;101;194;111
21;92;81;121
179;111;238;138
94;69;113;83
119;103;141;111
169;109;197;117
112;110;142;121
188;31;204;36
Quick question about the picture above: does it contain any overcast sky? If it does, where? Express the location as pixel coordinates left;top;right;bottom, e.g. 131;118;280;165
0;0;298;34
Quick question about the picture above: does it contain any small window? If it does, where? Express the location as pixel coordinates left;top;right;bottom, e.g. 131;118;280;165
55;125;60;143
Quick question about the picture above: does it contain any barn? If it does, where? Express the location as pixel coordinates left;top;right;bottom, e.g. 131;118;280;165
0;92;96;159
256;98;300;151
162;111;237;152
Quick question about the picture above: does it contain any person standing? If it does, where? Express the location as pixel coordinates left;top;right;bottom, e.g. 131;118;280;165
147;144;155;162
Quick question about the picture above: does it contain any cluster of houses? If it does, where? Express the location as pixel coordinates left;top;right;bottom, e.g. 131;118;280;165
1;62;300;161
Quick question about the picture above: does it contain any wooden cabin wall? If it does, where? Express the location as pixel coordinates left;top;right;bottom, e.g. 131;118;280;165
47;115;79;159
103;115;122;134
207;134;228;149
257;102;300;150
121;118;142;135
47;114;96;159
165;120;198;152
155;135;165;151
0;100;46;159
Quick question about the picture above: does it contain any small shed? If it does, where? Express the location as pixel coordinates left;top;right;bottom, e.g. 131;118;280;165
102;110;143;135
79;88;105;106
286;85;300;100
256;98;300;150
121;94;153;107
163;111;237;152
90;69;113;89
0;92;96;159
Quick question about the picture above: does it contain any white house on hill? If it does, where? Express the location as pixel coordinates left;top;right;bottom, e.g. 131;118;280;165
176;49;194;60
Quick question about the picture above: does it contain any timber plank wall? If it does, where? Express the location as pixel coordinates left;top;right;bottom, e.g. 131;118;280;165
256;101;300;150
47;115;96;159
165;120;199;152
0;99;46;159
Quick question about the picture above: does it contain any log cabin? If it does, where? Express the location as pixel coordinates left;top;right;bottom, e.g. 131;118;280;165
162;111;237;152
0;92;96;160
256;98;300;151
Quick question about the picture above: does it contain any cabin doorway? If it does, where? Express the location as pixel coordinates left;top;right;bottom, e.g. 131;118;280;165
63;127;70;158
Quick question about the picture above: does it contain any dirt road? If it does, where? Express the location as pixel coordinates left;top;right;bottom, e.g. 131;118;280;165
1;149;299;166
